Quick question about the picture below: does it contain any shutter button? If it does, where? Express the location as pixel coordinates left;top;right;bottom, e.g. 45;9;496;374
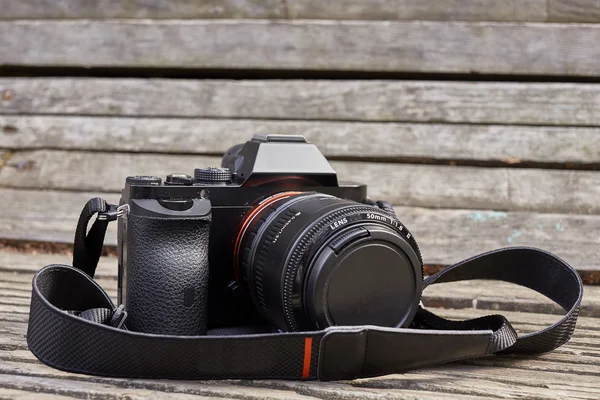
165;173;194;185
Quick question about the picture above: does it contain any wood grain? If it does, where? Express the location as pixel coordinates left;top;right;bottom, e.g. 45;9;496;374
2;189;600;278
0;0;283;19
2;0;599;24
0;251;118;279
395;206;600;273
0;150;9;170
289;0;600;24
2;115;600;164
548;0;600;22
4;0;600;24
288;0;548;21
2;150;600;214
0;367;489;400
0;0;549;21
3;78;600;126
2;21;600;75
0;189;119;244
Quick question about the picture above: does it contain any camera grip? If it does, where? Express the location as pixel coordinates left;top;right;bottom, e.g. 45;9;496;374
126;213;211;335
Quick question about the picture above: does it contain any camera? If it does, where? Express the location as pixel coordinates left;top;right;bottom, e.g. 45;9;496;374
118;134;423;335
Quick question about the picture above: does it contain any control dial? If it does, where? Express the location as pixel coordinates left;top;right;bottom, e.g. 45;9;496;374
126;176;162;185
194;167;233;183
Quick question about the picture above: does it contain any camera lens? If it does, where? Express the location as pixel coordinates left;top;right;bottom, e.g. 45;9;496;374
234;192;423;331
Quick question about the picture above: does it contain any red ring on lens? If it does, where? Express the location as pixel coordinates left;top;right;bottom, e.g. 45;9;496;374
233;191;302;288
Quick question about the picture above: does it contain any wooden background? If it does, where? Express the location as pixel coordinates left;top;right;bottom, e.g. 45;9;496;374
1;1;600;399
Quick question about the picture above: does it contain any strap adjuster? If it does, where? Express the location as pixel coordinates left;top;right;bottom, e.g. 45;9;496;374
110;304;128;329
98;204;129;221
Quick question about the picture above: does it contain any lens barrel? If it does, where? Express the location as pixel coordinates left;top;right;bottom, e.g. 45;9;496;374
236;193;423;331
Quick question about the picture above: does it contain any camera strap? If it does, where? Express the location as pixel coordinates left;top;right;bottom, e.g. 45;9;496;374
26;198;583;381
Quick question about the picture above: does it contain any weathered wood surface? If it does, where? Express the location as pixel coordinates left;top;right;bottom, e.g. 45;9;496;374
3;78;600;126
289;0;600;23
2;21;600;76
548;0;600;22
287;0;548;21
2;0;600;23
0;150;8;168
2;189;600;280
2;150;600;214
0;0;545;21
0;0;283;19
2;116;600;165
1;252;600;399
0;189;119;245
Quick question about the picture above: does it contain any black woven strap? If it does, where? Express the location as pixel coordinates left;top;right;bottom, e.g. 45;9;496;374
26;198;583;380
72;197;114;278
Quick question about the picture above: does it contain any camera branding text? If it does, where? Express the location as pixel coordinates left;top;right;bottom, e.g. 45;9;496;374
329;217;348;230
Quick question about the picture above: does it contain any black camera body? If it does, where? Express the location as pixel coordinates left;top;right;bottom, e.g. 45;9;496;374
118;135;423;336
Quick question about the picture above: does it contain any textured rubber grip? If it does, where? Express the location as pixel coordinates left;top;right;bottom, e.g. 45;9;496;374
126;214;211;335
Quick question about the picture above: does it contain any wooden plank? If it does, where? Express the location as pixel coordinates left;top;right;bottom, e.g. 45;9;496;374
2;188;600;279
0;150;9;170
548;0;600;22
0;374;301;400
2;150;600;214
0;0;283;19
2;21;600;76
0;253;118;279
289;0;600;24
0;388;81;400
0;188;119;245
423;279;600;317
2;78;600;126
4;0;600;24
288;0;548;21
2;116;600;165
0;0;548;22
0;369;489;400
395;206;600;276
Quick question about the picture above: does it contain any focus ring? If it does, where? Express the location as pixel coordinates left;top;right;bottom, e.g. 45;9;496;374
248;208;300;313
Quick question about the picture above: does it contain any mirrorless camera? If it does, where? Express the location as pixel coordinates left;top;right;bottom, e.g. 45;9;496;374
118;134;423;335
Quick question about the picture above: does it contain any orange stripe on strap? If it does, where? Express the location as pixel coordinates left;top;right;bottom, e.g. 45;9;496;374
302;337;313;378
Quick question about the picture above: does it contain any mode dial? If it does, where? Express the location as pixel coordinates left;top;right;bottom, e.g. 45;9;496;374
194;167;233;183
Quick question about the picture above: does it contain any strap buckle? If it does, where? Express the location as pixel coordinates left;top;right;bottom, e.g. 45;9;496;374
98;204;129;221
110;304;128;329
